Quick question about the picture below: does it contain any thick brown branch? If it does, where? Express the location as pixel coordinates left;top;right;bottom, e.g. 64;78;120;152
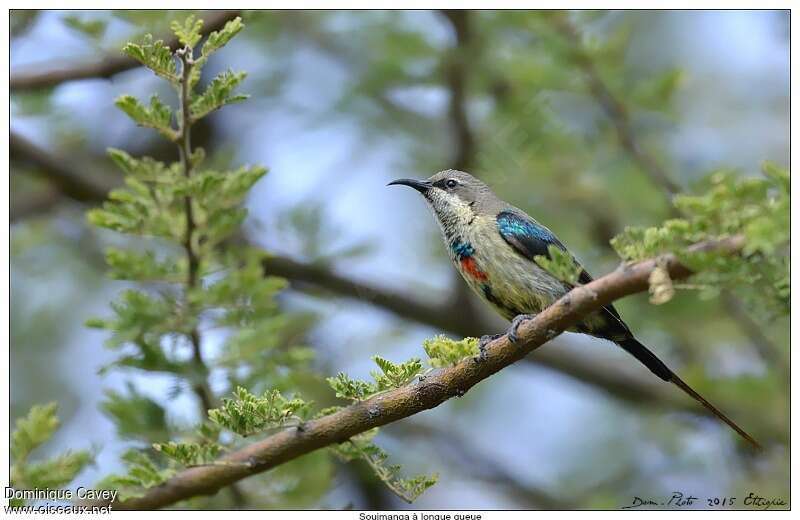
9;11;241;91
109;236;745;509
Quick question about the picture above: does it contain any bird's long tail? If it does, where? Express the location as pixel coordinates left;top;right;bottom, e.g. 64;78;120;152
617;336;762;451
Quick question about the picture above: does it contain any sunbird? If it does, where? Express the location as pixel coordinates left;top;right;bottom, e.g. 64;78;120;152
389;169;761;450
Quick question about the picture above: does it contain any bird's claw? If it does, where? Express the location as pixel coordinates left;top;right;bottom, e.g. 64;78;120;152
474;334;501;363
507;314;535;344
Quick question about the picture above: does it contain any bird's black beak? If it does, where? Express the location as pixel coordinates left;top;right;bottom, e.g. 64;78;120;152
387;178;432;193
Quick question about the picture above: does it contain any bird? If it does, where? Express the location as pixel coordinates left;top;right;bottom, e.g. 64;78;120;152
389;169;761;451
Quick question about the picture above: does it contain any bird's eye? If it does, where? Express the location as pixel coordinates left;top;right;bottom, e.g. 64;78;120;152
445;179;458;189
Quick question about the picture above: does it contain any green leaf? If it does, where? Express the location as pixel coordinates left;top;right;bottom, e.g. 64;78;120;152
153;441;222;467
97;449;174;501
762;161;789;192
11;403;92;503
115;94;178;141
11;403;60;463
208;387;311;436
102;384;169;443
170;15;204;48
330;431;437;503
23;451;93;490
326;372;377;401
200;17;244;59
201;250;288;323
122;34;178;82
89;289;178;345
611;164;789;317
107;149;173;182
190;70;248;121
369;356;423;391
423;335;478;368
88;289;194;376
328;356;423;402
104;247;183;282
533;244;583;285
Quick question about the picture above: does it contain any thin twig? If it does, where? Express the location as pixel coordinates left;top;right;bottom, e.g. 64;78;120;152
551;14;681;198
396;421;572;509
175;45;214;414
9;11;241;90
346;440;415;504
174;37;248;508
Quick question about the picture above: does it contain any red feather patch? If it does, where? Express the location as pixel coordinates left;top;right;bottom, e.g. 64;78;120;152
460;257;488;282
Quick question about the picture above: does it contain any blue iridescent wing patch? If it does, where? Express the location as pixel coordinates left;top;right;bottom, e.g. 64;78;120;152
496;210;565;261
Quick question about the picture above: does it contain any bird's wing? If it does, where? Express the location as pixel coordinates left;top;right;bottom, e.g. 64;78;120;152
496;210;627;327
496;210;586;282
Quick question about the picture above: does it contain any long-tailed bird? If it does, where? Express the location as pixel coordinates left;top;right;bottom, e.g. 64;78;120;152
389;169;761;450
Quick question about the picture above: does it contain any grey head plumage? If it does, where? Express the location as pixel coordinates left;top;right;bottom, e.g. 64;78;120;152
388;169;509;229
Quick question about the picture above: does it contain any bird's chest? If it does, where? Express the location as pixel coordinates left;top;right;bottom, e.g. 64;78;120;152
445;223;496;288
444;219;563;321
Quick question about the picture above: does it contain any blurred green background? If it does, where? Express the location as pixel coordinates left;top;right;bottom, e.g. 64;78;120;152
9;9;789;509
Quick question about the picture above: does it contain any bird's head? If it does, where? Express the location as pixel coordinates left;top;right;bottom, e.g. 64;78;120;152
388;169;498;230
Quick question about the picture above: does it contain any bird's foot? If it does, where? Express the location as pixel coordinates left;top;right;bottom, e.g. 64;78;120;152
474;333;502;362
507;314;536;344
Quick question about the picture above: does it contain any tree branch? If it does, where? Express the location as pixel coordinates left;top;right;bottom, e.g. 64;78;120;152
440;10;475;172
9;10;240;91
9;131;115;205
10;188;62;222
438;10;492;330
395;421;572;509
106;235;745;509
551;14;681;198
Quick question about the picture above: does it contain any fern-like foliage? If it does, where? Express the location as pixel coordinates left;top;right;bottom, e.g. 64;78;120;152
331;429;438;504
87;15;319;504
423;335;479;368
534;244;584;285
10;404;93;506
327;355;424;401
153;441;223;467
208;387;312;437
96;450;175;501
190;70;249;121
611;163;789;314
327;372;378;401
121;33;178;82
114;94;178;141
